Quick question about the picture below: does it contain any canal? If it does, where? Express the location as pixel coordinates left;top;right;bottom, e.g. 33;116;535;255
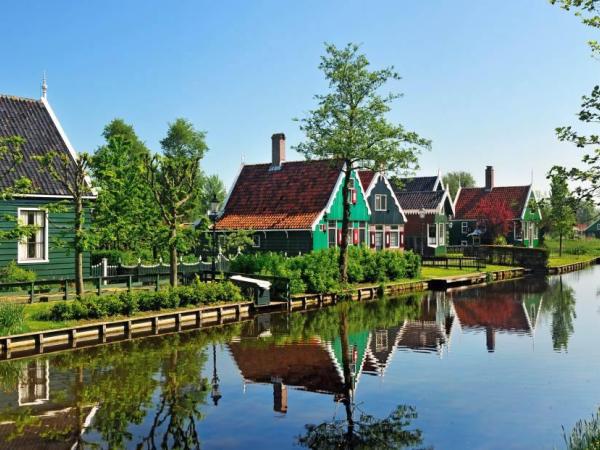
0;265;599;449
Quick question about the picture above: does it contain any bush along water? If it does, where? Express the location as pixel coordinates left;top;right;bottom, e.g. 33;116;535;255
231;247;421;295
48;279;244;322
0;303;26;335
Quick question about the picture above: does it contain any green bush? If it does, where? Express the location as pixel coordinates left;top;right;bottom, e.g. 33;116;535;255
0;303;25;335
48;280;244;322
231;247;421;294
0;261;36;284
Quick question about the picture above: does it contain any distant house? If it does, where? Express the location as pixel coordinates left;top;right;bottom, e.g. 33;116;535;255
451;166;541;248
216;133;371;253
573;223;588;238
390;173;454;256
357;170;407;250
584;217;600;239
0;91;93;278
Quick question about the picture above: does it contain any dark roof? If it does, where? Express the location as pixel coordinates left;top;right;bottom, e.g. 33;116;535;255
217;160;343;230
395;176;440;192
0;94;78;196
454;186;530;220
357;170;376;192
397;320;449;354
394;190;446;212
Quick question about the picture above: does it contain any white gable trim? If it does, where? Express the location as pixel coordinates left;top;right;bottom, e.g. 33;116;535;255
219;163;245;217
310;167;346;230
380;173;408;222
521;185;541;220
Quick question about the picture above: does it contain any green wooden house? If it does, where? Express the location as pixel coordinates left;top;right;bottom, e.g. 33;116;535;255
216;133;371;253
0;91;93;279
450;166;542;248
584;218;600;239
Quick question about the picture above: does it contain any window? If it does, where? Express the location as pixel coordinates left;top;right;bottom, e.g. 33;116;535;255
427;224;437;246
347;178;356;204
514;221;523;240
375;330;388;352
328;221;337;248
18;209;47;263
252;234;261;248
523;221;529;241
438;223;446;246
461;222;469;235
358;221;367;245
374;194;387;211
389;225;400;248
533;224;538;240
18;360;49;406
597;223;600;230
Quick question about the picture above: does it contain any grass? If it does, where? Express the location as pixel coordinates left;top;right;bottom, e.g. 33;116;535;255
421;264;509;278
544;237;600;257
548;254;599;267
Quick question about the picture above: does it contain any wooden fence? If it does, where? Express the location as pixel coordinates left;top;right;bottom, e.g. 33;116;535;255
422;256;486;270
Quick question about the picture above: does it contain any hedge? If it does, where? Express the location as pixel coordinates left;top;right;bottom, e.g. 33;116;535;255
230;247;421;294
47;280;244;322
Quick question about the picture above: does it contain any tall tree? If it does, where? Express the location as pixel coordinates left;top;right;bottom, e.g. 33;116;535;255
550;1;600;207
442;171;475;198
575;199;599;224
146;118;207;286
35;151;94;296
91;119;161;253
191;174;226;225
548;169;577;256
296;43;430;283
476;197;514;244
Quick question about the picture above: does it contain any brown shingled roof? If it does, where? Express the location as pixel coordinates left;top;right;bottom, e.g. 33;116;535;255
357;170;375;192
0;94;78;196
217;160;343;230
454;186;530;220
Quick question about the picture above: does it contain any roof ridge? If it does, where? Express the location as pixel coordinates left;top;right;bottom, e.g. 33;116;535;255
462;185;530;190
242;158;337;167
0;93;41;103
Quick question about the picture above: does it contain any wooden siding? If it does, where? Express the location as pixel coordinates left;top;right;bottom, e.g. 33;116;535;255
0;198;91;279
366;177;405;225
585;219;600;238
252;230;313;254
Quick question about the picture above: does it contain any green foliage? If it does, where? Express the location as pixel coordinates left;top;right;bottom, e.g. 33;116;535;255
231;247;421;294
443;171;476;198
547;169;577;255
563;407;600;450
47;280;243;321
0;303;25;335
0;261;36;284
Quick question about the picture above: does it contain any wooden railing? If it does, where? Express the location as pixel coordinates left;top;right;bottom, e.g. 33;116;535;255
422;256;486;270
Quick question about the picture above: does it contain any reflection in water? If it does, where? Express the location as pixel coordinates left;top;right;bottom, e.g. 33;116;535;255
0;269;595;449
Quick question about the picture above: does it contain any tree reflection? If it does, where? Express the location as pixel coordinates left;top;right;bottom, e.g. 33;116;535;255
297;304;427;450
542;277;577;351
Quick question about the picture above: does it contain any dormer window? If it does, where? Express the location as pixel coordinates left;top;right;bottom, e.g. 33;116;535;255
375;194;387;211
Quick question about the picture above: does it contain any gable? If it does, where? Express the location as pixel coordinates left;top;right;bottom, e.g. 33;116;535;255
0;95;78;196
318;169;371;222
366;175;406;223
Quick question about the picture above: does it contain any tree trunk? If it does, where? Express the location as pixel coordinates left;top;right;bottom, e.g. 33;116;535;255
559;232;563;257
74;196;85;297
339;309;355;444
338;168;352;283
169;225;178;287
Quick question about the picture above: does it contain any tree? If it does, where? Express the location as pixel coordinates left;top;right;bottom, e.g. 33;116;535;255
192;174;226;224
575;199;599;224
475;197;514;244
442;171;475;198
550;2;600;207
35;151;94;296
91;119;162;254
547;170;577;256
296;43;430;283
145;118;207;286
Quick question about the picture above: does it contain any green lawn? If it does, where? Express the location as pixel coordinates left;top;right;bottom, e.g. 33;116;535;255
544;237;600;257
421;264;510;278
547;254;598;267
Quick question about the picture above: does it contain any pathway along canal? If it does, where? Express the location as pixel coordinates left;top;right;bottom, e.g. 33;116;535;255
0;265;599;449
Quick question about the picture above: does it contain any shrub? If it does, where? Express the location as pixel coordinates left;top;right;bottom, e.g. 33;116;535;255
0;261;36;284
0;303;25;335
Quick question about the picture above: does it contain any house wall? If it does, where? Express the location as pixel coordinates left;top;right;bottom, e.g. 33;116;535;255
367;177;405;225
404;214;447;256
252;230;313;255
0;198;91;279
585;219;600;238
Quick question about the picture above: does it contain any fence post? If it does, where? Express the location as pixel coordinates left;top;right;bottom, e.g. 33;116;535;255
459;258;462;270
102;258;108;285
29;281;35;303
155;274;160;292
97;277;102;296
64;280;69;300
127;275;132;293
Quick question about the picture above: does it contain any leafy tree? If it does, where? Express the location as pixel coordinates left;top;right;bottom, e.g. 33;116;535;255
296;43;430;283
192;174;226;225
550;0;600;55
575;199;599;224
442;171;475;198
547;170;577;256
91;119;162;254
476;197;514;244
35;151;94;296
145;118;207;286
541;277;576;351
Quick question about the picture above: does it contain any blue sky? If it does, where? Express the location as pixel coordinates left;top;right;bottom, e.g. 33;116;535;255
0;1;596;192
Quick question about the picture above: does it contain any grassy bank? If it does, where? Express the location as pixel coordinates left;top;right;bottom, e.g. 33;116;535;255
542;237;600;268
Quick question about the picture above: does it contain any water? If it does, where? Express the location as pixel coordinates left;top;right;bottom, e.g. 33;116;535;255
0;266;599;449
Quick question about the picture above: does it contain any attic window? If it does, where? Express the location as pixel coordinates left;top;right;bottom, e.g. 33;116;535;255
375;194;387;211
347;178;357;204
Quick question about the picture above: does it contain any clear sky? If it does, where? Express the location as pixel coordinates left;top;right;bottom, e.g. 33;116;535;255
0;1;596;193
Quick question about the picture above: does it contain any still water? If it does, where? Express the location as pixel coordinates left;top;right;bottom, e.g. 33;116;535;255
0;266;599;449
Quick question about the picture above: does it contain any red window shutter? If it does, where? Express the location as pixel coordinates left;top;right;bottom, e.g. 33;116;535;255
400;232;405;248
337;229;342;246
353;228;359;245
385;232;391;248
370;232;376;248
351;190;357;204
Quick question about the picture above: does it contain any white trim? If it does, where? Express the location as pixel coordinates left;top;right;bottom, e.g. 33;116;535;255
353;167;372;216
433;171;444;191
13;193;96;200
215;227;312;232
41;97;95;194
310;167;346;230
520;185;541;220
441;189;455;216
380;173;408;222
374;193;387;211
453;185;462;211
220;163;245;216
17;208;49;264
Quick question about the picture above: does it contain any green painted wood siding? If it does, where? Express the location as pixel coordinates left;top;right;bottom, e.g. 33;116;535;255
313;170;371;250
0;198;91;279
585;218;600;238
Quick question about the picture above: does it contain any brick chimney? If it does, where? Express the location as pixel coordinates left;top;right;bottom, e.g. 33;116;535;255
485;166;494;191
271;133;285;167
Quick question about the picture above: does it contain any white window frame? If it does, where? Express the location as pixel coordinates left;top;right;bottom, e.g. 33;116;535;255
427;224;438;247
374;194;387;212
328;220;337;248
461;222;469;235
596;223;600;230
389;225;400;248
438;223;446;246
17;208;49;264
252;234;261;248
347;178;356;204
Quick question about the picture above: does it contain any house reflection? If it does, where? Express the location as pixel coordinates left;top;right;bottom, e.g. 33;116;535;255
450;279;546;352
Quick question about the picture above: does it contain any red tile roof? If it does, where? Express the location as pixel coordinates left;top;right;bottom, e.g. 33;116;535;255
454;186;530;220
357;170;375;192
453;295;531;332
217;160;343;230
